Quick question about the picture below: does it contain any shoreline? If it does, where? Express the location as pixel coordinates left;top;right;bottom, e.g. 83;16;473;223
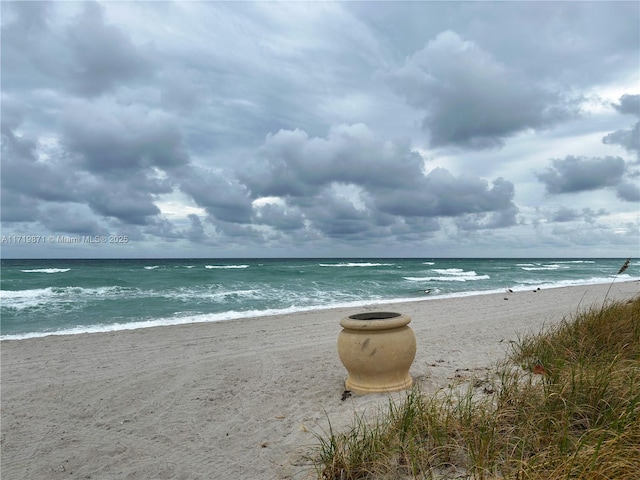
3;278;638;341
2;281;638;479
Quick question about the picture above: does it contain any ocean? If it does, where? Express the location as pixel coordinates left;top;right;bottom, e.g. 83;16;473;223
1;258;638;340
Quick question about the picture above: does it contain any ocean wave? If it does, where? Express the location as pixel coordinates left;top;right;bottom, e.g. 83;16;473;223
405;268;490;282
3;277;638;341
144;266;160;270
169;288;261;301
20;268;70;274
205;265;249;269
519;263;574;271
319;262;395;267
0;297;417;340
0;287;57;310
555;260;596;264
0;285;133;310
403;274;490;282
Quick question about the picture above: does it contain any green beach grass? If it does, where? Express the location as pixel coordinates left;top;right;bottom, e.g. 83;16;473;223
308;285;639;478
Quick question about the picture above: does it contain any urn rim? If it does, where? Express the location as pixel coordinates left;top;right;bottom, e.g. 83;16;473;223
340;312;411;330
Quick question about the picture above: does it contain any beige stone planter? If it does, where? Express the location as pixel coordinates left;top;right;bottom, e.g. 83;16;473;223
337;312;416;395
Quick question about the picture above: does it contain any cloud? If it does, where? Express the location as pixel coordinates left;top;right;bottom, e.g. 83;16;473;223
1;1;154;97
384;30;580;149
238;124;519;240
602;94;640;161
62;102;189;174
1;117;79;210
612;94;640;116
39;204;106;236
616;182;640;202
1;2;638;257
548;206;607;223
253;202;306;232
66;1;155;96
178;167;253;224
240;124;425;198
536;155;627;194
183;214;208;243
602;122;639;157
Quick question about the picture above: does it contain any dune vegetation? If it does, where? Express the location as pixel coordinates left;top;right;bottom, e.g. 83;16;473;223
309;288;639;479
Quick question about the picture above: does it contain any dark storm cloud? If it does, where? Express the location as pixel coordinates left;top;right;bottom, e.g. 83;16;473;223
240;124;424;198
374;169;517;221
301;188;380;239
384;30;580;149
612;94;640;116
240;125;518;238
547;207;607;224
2;1;154;97
253;203;305;232
1;1;638;257
550;207;583;223
62;102;189;174
1;117;78;207
616;182;640;202
66;1;155;96
602;94;640;160
39;205;106;236
84;181;161;226
1;2;63;91
536;156;627;194
1;98;187;228
455;205;519;231
0;191;40;223
178;167;253;224
602;122;639;157
183;214;208;242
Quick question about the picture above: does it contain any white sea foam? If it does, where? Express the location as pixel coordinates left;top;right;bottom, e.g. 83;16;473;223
0;285;133;310
404;275;490;282
20;268;70;274
0;287;57;310
555;260;595;264
169;288;261;301
144;266;160;270
205;265;249;269
319;262;394;267
520;264;567;271
3;277;637;341
404;268;490;282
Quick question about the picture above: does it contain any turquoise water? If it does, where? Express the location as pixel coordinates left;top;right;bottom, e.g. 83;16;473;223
1;258;638;339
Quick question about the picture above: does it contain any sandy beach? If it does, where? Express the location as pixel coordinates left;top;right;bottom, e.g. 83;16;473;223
2;281;638;479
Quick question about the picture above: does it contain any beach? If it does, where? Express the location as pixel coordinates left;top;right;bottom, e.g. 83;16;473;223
2;281;638;479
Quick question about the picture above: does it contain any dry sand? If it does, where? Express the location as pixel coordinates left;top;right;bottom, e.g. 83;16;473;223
2;281;638;479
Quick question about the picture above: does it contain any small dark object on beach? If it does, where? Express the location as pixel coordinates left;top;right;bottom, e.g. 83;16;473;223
341;390;352;401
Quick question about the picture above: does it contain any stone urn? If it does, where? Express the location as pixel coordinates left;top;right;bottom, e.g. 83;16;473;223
337;312;416;395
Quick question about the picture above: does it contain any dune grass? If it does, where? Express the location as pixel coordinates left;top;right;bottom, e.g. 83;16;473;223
309;293;640;479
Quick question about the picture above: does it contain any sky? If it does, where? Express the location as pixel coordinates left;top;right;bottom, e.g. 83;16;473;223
1;1;639;259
